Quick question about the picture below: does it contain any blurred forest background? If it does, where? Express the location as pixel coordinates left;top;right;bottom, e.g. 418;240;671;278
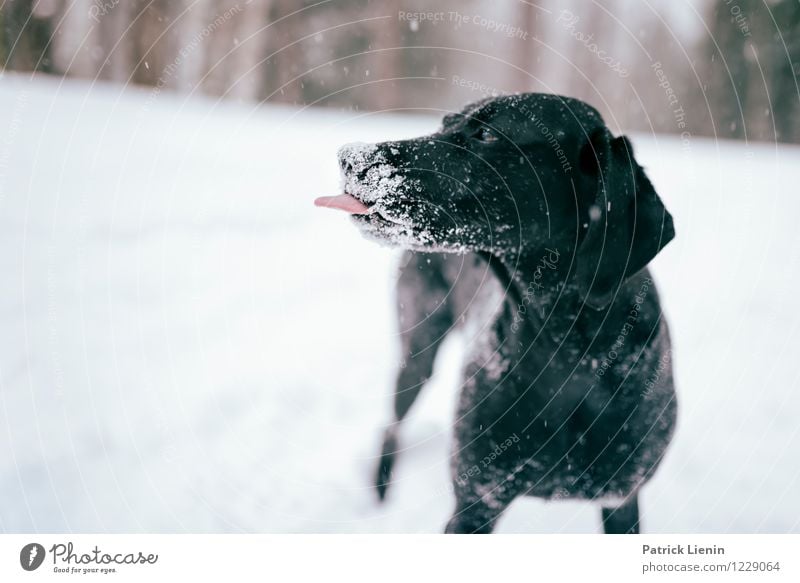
1;0;798;142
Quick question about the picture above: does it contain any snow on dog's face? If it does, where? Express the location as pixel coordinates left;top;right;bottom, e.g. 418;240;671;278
324;94;672;273
325;94;604;254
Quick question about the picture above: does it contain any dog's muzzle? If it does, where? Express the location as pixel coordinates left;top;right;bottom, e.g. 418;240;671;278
314;142;407;215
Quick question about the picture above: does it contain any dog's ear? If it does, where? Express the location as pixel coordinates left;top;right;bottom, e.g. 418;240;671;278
575;128;674;310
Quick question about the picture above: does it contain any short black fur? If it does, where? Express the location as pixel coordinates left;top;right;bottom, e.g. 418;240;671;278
339;94;677;534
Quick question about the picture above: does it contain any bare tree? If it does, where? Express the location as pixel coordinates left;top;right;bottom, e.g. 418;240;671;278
510;1;541;92
1;0;55;73
768;0;800;142
205;0;272;101
370;0;403;110
128;0;176;87
704;0;757;140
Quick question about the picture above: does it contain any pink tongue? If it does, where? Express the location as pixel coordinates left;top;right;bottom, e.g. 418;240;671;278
314;194;370;215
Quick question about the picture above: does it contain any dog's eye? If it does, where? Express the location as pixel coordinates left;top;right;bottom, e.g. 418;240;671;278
472;127;499;143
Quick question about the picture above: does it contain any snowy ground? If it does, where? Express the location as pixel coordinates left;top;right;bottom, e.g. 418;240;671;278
1;73;799;533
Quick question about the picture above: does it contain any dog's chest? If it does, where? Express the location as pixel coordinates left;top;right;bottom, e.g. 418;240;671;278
444;256;509;379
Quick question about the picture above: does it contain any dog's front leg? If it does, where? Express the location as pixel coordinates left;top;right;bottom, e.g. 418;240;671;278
444;445;517;533
444;495;510;534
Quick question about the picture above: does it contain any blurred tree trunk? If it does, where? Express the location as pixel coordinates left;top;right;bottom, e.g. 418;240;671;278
51;0;99;78
1;0;55;73
167;0;211;92
510;1;540;92
263;0;303;104
706;0;756;140
769;0;800;143
95;0;134;82
129;0;176;87
570;1;603;101
371;0;403;110
0;8;5;67
204;0;272;101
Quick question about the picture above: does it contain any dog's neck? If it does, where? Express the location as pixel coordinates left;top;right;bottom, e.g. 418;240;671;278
479;245;574;342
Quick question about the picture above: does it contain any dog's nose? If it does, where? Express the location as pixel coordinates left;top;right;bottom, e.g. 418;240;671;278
340;157;370;181
338;142;375;172
338;141;386;178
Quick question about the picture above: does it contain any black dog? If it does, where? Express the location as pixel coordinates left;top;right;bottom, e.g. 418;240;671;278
316;94;676;533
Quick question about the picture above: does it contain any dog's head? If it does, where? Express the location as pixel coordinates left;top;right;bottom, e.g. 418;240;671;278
323;93;674;309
